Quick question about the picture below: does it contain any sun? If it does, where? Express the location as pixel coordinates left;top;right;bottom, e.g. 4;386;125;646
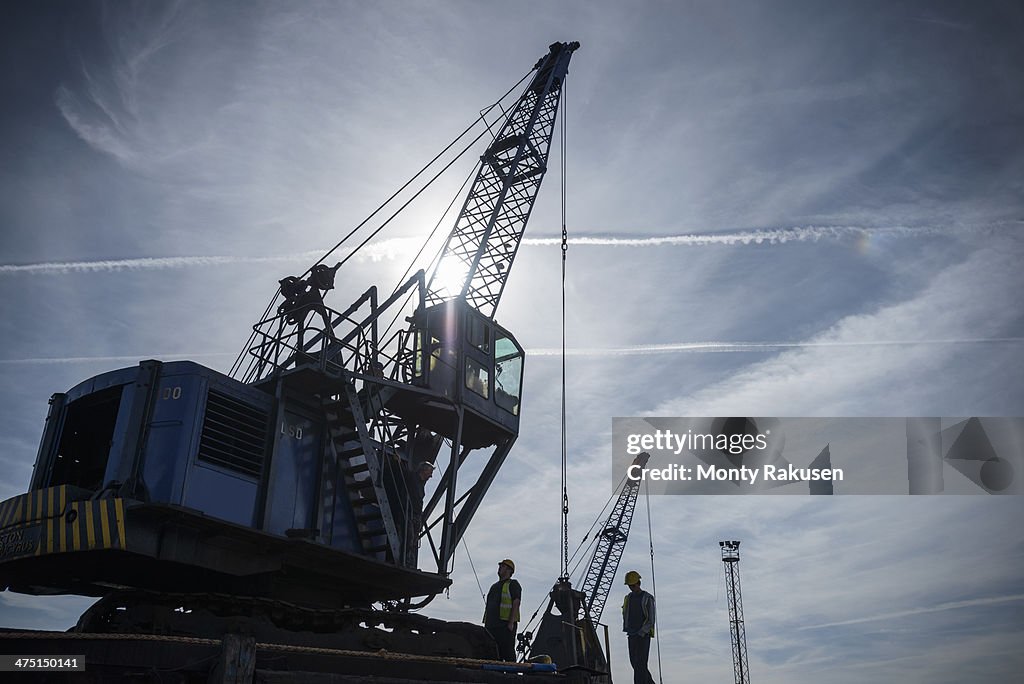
432;257;470;299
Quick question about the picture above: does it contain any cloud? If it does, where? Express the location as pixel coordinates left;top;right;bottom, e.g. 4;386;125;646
54;0;194;165
653;233;1024;416
54;84;137;164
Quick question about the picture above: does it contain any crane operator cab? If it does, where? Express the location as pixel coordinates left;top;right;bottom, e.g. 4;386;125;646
402;300;524;449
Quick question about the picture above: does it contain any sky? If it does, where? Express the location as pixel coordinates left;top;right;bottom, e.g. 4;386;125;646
2;1;1023;682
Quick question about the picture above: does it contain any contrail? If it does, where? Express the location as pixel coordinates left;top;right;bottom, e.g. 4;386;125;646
0;238;426;275
0;352;236;366
525;225;937;247
0;226;942;276
0;252;327;275
4;338;1021;366
528;337;1024;357
800;593;1024;630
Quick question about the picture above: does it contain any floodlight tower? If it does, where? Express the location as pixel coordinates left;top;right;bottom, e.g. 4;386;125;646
720;540;751;684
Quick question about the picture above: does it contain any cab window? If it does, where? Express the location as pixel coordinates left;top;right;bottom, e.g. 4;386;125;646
494;335;523;415
465;357;490;398
466;316;491;354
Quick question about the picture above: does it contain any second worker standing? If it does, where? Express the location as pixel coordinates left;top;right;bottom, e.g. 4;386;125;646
484;558;521;661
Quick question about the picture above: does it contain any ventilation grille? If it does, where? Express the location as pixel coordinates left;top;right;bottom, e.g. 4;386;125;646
197;390;269;478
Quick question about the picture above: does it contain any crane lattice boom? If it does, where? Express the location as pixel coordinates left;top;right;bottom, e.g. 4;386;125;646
426;41;579;319
578;452;650;624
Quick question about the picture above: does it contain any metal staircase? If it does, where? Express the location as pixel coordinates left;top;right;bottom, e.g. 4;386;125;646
323;371;400;561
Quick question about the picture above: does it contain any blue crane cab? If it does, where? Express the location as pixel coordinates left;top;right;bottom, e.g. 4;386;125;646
402;300;524;449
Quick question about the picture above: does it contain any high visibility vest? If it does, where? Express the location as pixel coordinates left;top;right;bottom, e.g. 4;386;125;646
499;580;520;622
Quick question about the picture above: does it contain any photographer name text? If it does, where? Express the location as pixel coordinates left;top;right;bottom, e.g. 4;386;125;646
626;463;844;484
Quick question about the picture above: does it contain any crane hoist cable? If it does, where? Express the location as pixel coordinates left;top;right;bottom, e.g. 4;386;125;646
525;79;573;635
645;479;664;684
559;78;570;581
567;473;627;575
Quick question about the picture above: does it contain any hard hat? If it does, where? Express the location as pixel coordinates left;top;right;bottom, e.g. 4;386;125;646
418;461;436;470
624;570;641;585
500;559;516;573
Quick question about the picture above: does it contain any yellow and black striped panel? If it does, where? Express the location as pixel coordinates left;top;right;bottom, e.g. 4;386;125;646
0;485;71;529
0;486;126;562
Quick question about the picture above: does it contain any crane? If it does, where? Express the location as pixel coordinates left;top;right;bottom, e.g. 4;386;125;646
0;41;581;668
579;451;652;625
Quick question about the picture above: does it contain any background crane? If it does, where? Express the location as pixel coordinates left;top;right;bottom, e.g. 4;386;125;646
578;452;651;625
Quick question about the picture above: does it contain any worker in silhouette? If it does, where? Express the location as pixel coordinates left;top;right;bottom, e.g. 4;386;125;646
400;456;434;566
484;559;521;661
407;460;434;516
622;570;656;684
357;360;386;409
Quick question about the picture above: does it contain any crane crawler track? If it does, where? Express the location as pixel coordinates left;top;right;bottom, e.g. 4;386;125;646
74;588;497;660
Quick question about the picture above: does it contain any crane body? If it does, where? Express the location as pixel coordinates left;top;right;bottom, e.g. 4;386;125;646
0;42;583;677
